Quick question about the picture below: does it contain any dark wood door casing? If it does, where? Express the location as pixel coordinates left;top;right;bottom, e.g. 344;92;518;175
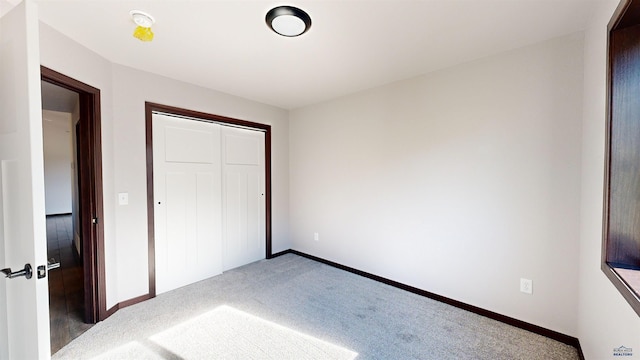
40;66;106;322
145;102;273;298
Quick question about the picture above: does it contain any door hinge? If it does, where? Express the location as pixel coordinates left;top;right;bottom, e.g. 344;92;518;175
92;217;99;224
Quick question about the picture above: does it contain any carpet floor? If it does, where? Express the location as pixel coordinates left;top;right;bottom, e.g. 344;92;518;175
53;253;579;360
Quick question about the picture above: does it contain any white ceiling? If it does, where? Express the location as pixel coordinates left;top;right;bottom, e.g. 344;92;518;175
35;0;602;110
41;81;78;113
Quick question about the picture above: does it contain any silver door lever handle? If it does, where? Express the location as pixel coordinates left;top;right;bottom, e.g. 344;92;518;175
47;258;60;270
1;264;33;279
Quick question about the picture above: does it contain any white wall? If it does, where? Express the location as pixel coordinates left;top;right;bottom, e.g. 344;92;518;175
39;23;290;308
578;0;640;358
39;21;119;308
290;34;584;336
42;110;72;215
111;64;290;301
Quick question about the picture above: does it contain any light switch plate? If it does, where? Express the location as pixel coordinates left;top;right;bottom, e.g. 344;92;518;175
118;192;129;205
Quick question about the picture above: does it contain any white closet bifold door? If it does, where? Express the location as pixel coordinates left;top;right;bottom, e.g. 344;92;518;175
153;114;223;294
221;126;266;271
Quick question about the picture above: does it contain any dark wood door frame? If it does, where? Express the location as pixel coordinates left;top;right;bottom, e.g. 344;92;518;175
75;122;84;260
145;102;272;298
41;66;107;323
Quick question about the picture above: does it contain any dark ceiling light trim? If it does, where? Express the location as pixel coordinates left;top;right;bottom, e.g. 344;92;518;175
265;5;312;37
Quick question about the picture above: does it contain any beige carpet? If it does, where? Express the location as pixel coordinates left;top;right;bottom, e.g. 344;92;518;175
53;253;579;360
92;305;356;360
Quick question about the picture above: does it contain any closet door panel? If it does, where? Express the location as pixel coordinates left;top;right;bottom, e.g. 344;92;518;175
222;128;265;271
153;114;222;294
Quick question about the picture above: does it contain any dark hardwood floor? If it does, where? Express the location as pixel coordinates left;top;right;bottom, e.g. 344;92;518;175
46;214;93;354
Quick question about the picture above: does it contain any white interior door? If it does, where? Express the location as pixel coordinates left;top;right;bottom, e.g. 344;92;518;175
0;1;50;359
153;114;222;294
222;127;265;271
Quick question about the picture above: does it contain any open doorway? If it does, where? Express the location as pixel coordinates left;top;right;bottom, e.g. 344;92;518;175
41;82;91;353
41;67;106;353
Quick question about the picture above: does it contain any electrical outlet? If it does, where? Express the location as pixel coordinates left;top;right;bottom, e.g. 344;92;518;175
520;278;533;294
314;232;319;241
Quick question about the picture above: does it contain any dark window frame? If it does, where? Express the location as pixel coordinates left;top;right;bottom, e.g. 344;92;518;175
602;0;640;317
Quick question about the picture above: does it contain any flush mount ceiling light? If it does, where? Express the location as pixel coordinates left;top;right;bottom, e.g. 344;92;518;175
130;10;155;42
266;6;311;37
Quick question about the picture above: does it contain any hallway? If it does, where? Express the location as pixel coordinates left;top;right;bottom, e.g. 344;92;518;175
46;214;92;354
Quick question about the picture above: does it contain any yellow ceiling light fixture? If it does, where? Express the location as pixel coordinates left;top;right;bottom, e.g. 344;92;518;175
130;10;155;42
